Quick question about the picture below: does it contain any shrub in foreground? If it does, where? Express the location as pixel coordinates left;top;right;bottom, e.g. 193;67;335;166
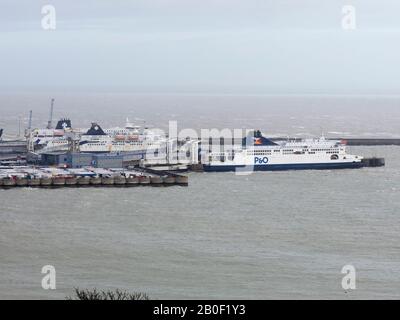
67;288;150;300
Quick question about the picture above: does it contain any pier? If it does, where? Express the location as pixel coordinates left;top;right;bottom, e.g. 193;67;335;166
0;140;27;155
0;166;188;189
361;157;385;167
268;138;400;146
341;139;400;146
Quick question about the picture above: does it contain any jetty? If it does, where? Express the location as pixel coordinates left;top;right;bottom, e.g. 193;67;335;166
269;138;400;146
361;157;385;167
0;166;188;189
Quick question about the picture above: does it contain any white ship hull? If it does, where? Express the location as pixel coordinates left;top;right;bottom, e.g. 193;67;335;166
204;160;364;172
79;140;165;153
203;134;364;172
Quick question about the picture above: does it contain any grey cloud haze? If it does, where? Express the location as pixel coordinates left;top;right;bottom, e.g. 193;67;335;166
1;0;400;94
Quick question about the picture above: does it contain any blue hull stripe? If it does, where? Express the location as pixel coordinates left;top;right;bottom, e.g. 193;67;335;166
203;162;364;172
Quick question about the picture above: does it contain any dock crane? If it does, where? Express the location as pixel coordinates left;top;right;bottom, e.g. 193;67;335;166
46;98;55;129
28;110;33;130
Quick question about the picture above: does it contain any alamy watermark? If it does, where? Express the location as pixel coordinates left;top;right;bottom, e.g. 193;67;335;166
140;121;258;175
341;264;356;290
40;4;357;32
41;265;56;290
342;5;356;30
41;5;56;30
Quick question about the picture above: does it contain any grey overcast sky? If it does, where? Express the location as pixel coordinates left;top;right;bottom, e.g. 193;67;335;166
1;0;400;94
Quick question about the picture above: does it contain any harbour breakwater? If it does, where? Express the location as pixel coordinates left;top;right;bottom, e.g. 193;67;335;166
2;137;400;156
0;167;188;189
269;138;400;146
341;138;400;146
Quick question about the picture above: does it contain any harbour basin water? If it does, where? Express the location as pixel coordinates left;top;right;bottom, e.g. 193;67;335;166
0;146;399;299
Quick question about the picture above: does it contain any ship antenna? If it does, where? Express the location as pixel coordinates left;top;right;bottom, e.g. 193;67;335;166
25;110;33;138
319;126;325;140
18;116;22;138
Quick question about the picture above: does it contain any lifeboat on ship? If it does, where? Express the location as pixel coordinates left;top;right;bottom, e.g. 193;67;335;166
115;135;126;141
127;135;139;141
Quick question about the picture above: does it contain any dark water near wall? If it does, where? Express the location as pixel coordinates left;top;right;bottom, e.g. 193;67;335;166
0;146;399;299
0;94;400;299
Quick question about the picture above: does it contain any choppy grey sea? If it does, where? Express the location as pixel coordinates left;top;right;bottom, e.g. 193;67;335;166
0;94;399;299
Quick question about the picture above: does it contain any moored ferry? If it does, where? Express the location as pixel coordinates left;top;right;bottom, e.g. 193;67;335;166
27;118;166;154
203;131;364;172
79;122;166;153
27;119;74;153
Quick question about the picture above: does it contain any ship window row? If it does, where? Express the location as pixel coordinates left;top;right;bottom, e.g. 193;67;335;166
311;149;339;152
112;144;152;146
86;142;155;146
243;148;341;154
247;151;272;155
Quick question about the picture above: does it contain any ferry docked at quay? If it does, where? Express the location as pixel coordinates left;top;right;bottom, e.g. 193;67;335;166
78;121;165;154
3;119;382;172
202;131;364;172
24;118;199;168
12;100;369;173
0;97;382;171
27;119;167;154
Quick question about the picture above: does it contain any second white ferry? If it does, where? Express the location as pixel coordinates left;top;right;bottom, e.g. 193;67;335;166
27;119;167;154
203;130;364;171
27;119;74;153
79;121;166;153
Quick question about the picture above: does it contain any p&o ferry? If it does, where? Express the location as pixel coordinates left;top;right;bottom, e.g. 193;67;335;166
203;131;363;172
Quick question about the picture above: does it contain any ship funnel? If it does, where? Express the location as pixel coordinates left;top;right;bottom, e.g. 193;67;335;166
86;123;106;135
242;130;278;147
55;119;72;130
